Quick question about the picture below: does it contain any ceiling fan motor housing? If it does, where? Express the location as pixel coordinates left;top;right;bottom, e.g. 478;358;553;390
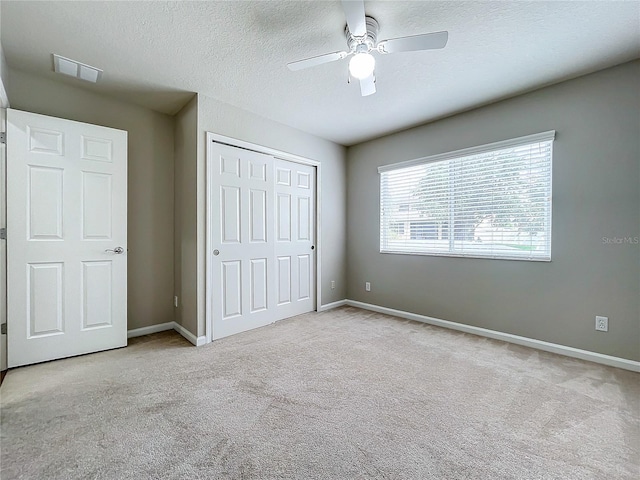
346;16;379;52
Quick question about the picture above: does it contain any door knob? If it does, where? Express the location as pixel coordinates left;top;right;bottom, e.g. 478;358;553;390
105;247;125;254
213;249;220;256
311;245;315;250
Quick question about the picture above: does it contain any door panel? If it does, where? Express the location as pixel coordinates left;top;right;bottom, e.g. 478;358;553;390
276;167;291;186
210;143;316;339
81;135;112;162
211;145;275;338
249;258;267;313
28;262;64;337
81;261;112;329
221;261;242;319
221;186;241;243
298;196;311;240
277;256;291;305
297;254;311;301
28;166;64;239
28;126;63;155
272;158;316;320
7;109;127;367
250;190;266;242
277;193;291;241
82;172;112;239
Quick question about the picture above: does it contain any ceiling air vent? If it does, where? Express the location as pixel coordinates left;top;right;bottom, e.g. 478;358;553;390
52;54;103;83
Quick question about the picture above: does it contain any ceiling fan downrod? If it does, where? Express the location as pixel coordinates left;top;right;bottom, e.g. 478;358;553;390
345;16;379;53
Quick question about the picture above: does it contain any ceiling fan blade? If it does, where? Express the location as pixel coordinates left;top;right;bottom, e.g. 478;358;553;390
359;73;376;96
342;0;366;37
378;31;448;54
287;51;348;71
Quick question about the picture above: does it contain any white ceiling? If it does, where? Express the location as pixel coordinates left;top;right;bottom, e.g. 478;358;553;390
1;1;639;146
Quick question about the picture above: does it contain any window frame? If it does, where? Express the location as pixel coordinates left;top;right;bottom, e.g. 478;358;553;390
378;131;555;262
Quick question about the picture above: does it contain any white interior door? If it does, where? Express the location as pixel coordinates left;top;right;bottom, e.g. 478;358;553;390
209;142;316;340
273;158;316;320
7;109;128;367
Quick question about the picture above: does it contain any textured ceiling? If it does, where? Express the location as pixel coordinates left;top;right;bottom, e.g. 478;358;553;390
1;1;639;146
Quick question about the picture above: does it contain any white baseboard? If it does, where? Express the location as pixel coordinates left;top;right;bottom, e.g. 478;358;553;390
173;322;207;346
318;300;348;312
128;321;207;347
345;300;640;373
127;322;174;338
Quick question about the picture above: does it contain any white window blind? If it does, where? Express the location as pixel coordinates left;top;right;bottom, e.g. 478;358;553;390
379;131;554;261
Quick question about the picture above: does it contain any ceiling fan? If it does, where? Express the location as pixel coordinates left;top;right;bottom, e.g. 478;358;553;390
287;0;448;97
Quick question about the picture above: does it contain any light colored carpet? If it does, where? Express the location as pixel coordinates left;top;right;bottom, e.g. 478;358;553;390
1;306;639;479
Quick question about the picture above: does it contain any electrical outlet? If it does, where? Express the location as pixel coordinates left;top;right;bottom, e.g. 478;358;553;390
331;280;335;290
595;316;608;332
365;282;371;292
174;296;179;308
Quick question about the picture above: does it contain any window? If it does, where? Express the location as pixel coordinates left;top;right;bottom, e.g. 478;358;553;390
379;131;554;261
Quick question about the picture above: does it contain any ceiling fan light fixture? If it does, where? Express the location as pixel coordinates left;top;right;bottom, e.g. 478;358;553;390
349;52;375;79
286;0;449;97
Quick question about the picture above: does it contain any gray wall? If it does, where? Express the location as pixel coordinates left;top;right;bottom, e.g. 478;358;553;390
0;4;8;107
0;44;8;107
176;94;347;337
347;60;640;361
7;69;176;331
173;95;198;332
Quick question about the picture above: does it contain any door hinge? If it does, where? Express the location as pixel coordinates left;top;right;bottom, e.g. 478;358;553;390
0;132;5;144
1;324;6;335
0;228;5;240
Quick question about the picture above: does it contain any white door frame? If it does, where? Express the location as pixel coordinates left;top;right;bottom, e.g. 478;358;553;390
205;132;321;343
0;108;6;373
1;49;9;371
